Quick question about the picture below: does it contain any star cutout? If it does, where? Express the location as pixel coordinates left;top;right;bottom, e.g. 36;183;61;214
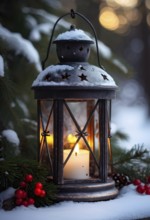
78;73;88;81
101;74;109;81
61;72;71;80
45;74;51;81
79;66;86;71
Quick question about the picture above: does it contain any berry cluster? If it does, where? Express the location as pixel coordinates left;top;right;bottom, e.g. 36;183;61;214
34;182;46;197
133;176;150;195
15;174;46;207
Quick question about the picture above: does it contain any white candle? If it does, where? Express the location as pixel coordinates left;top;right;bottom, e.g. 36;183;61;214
63;144;90;179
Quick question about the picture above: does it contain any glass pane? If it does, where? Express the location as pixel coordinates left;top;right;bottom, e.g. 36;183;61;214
39;100;53;175
63;100;99;180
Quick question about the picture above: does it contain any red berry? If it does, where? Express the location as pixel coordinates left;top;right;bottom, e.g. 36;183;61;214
146;188;150;195
136;185;145;194
25;174;33;182
40;189;46;197
34;188;42;196
15;198;23;206
144;184;150;191
22;191;27;199
35;182;43;189
15;189;25;199
133;179;141;186
20;181;27;188
22;200;29;207
28;198;35;205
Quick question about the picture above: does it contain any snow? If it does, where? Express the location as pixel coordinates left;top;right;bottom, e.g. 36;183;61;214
1;184;150;220
54;29;93;42
98;40;112;59
112;59;128;74
23;7;70;42
42;0;62;9
112;80;150;150
32;64;116;87
113;104;150;150
0;55;4;77
16;99;29;117
0;25;42;71
30;23;54;41
32;64;74;86
0;188;15;207
2;129;20;147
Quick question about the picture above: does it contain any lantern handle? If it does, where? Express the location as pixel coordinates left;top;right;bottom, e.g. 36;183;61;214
42;9;103;70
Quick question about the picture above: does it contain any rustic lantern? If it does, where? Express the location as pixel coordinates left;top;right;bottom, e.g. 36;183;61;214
32;10;118;201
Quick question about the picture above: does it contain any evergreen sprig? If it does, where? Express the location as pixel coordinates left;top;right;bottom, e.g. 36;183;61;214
112;144;150;182
0;157;57;207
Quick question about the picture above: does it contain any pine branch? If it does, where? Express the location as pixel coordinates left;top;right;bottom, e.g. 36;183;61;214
112;144;150;181
113;145;148;166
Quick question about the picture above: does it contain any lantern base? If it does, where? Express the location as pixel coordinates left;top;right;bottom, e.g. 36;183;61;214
56;179;118;202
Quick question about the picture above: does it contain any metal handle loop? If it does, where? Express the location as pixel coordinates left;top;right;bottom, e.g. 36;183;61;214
42;9;103;70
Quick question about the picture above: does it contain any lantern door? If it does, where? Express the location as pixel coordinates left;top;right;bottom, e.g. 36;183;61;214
38;98;112;184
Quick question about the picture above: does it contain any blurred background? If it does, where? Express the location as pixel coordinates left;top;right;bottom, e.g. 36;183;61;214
0;0;150;160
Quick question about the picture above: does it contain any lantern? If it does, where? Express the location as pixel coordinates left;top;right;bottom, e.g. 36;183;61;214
32;10;118;201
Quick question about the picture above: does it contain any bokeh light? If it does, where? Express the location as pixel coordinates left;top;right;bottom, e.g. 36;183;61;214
99;0;143;34
99;7;119;31
113;0;138;8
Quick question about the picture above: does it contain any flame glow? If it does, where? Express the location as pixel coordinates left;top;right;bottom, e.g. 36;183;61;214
74;143;79;155
67;134;77;144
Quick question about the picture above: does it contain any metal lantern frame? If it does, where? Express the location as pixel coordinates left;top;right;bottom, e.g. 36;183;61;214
32;9;118;201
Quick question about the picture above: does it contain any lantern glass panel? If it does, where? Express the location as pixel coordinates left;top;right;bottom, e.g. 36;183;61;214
63;99;101;181
39;100;54;175
38;98;112;182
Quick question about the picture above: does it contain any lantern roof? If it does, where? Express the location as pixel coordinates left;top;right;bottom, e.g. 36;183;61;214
32;63;116;88
53;26;94;44
32;24;117;99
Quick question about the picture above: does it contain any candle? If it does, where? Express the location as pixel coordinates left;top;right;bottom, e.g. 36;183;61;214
63;144;90;179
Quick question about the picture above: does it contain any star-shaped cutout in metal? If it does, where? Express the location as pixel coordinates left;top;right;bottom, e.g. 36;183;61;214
101;74;109;81
61;72;71;80
79;66;86;71
45;74;51;81
78;73;88;81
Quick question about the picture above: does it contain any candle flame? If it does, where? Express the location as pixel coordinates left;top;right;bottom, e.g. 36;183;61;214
74;143;79;155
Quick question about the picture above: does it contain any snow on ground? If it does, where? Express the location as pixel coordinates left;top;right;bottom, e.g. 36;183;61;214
1;184;150;220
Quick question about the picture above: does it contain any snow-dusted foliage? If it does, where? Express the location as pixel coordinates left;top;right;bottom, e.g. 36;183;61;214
1;129;20;155
0;25;41;71
0;55;4;77
23;7;70;42
2;129;20;146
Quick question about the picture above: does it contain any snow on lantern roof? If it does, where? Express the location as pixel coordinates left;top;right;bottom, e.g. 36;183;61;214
32;63;117;88
53;27;94;43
